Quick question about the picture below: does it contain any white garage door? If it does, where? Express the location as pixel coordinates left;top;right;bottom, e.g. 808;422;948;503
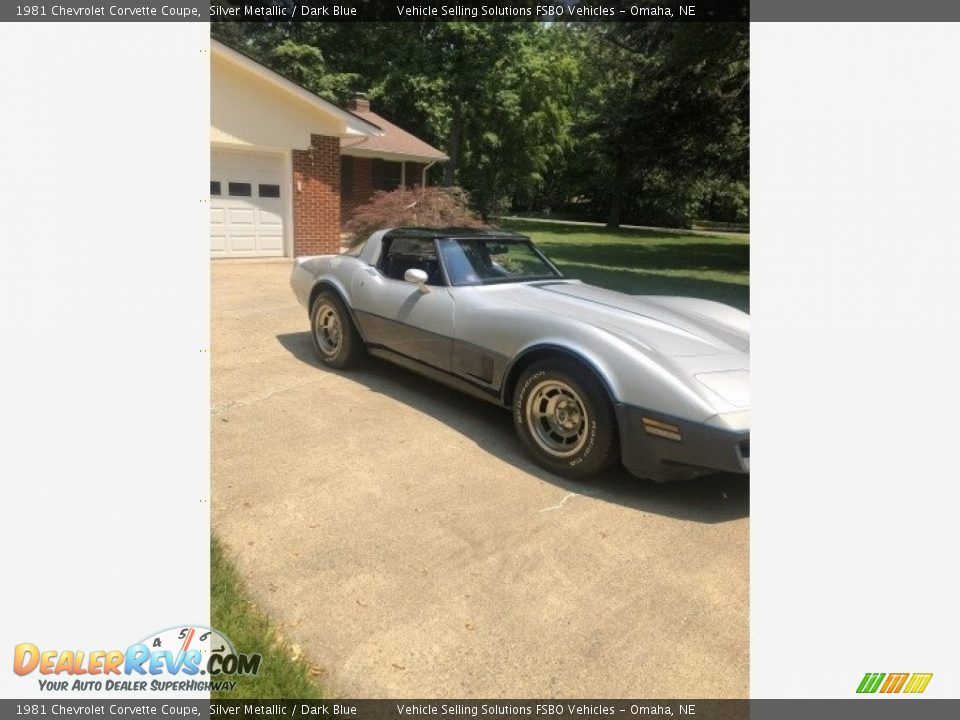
210;149;286;257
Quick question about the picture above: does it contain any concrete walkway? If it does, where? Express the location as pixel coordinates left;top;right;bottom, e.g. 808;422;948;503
212;261;749;698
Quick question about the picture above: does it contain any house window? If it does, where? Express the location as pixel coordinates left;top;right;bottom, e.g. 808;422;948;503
228;182;252;197
341;157;353;199
210;181;221;196
379;161;402;191
258;184;280;198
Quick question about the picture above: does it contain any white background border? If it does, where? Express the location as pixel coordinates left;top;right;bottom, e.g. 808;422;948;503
751;22;960;697
1;19;958;701
0;22;210;698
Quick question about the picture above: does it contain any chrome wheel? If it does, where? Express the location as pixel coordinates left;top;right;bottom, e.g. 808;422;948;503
524;379;590;458
313;303;343;357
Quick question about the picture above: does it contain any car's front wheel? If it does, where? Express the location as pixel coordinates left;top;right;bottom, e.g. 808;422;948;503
310;290;363;369
512;359;618;479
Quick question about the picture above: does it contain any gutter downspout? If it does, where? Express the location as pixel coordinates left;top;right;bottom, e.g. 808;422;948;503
421;161;437;189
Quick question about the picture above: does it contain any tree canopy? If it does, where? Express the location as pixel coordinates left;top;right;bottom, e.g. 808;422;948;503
212;20;748;227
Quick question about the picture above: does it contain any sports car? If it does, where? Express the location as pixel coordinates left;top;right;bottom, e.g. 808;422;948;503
290;227;749;481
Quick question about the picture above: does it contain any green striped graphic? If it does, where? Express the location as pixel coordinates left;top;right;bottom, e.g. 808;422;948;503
856;672;886;693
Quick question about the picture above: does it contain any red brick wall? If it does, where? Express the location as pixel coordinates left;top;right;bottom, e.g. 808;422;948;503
341;156;375;219
292;134;341;256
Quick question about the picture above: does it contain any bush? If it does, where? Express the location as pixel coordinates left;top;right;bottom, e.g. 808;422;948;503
700;181;749;225
343;186;487;246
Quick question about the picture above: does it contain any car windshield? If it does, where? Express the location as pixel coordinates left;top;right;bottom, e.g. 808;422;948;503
437;238;561;286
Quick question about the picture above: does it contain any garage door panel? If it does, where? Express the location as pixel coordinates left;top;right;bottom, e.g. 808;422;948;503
211;148;287;258
257;209;283;226
228;208;256;225
229;235;257;253
258;235;283;253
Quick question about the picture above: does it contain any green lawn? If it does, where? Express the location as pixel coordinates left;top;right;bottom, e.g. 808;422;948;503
497;219;750;312
211;536;325;699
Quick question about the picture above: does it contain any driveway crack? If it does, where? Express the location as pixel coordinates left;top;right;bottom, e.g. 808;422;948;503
538;490;598;513
212;376;331;416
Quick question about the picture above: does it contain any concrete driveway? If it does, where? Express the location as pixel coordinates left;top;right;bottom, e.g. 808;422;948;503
212;260;749;698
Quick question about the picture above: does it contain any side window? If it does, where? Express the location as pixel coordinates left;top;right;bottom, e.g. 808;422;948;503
374;160;402;191
378;238;444;286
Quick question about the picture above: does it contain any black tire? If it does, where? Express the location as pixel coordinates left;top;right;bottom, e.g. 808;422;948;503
512;358;619;479
310;290;364;369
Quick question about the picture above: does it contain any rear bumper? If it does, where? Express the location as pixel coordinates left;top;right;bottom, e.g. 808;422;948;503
615;403;750;482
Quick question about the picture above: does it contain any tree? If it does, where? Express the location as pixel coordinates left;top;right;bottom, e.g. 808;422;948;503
560;21;749;227
457;26;577;218
211;19;749;228
342;186;486;244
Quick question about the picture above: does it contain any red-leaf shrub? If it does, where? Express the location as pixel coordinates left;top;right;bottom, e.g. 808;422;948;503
344;186;487;246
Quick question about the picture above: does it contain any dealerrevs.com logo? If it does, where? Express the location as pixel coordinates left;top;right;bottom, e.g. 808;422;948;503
857;672;933;694
13;625;261;693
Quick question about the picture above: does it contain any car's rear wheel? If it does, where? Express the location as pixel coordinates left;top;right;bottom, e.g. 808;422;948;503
512;359;618;479
310;290;363;369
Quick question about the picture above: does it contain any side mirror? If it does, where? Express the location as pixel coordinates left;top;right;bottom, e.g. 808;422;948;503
404;268;430;292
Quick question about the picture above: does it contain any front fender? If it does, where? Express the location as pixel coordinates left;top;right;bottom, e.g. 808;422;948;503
504;330;720;425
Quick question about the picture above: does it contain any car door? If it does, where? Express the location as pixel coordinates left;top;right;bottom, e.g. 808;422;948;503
350;237;455;371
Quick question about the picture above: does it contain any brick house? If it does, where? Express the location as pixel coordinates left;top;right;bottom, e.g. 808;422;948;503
210;39;447;258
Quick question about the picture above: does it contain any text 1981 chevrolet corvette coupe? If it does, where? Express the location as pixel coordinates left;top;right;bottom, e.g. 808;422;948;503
290;227;749;481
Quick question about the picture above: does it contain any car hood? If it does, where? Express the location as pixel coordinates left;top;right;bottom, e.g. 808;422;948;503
484;281;749;358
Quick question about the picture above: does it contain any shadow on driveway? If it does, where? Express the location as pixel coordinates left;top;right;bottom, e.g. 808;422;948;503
277;331;749;525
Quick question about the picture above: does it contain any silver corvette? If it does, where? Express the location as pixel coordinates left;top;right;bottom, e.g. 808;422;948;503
290;227;749;481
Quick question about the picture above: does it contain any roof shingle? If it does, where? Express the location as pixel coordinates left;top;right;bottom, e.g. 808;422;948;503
341;108;448;162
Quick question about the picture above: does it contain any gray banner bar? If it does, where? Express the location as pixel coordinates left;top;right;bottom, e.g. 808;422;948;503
2;699;960;719
752;699;960;719
750;0;960;21
4;0;960;22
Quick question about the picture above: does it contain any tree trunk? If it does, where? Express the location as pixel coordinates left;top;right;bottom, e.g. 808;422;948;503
607;155;626;229
607;76;642;229
443;102;463;187
607;192;622;229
